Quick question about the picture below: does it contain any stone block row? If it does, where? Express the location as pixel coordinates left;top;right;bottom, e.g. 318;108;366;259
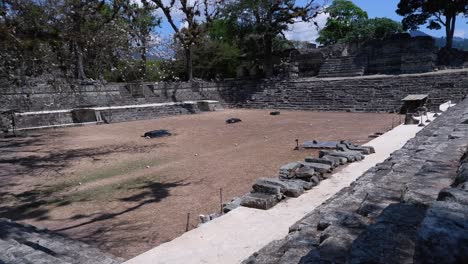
223;142;375;211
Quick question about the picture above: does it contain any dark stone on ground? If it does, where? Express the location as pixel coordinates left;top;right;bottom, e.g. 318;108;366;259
143;129;172;138
226;118;242;124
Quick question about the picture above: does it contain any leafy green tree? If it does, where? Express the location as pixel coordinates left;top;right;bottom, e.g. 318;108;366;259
396;0;468;49
123;0;161;79
224;0;320;77
0;0;162;83
317;0;368;45
342;18;403;43
151;0;219;80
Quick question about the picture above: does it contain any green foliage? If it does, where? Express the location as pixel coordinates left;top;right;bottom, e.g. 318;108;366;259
0;0;162;83
396;0;468;48
342;18;403;43
192;37;241;80
317;0;368;45
222;0;319;77
317;0;402;45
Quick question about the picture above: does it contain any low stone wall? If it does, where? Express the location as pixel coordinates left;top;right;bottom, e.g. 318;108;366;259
0;81;237;112
2;70;468;114
15;111;75;129
9;101;217;130
97;103;200;124
242;98;468;264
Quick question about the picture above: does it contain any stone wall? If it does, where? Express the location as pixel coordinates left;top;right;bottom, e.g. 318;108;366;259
242;98;468;264
364;35;436;75
288;35;437;78
97;103;200;124
2;70;468;123
0;81;239;112
242;70;468;112
9;102;211;130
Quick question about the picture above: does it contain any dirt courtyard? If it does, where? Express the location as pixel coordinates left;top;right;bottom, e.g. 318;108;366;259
0;109;400;259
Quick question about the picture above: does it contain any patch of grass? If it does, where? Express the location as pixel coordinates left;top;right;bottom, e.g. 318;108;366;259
74;158;161;185
39;158;161;198
55;175;160;204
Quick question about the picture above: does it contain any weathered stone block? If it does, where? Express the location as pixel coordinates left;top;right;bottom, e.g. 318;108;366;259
252;182;282;195
300;161;332;174
240;193;282;210
304;157;337;167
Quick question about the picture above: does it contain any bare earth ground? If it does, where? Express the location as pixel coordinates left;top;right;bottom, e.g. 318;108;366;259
0;109;400;259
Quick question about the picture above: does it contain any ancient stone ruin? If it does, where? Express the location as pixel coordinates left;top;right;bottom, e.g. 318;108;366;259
243;98;468;264
1;33;468;264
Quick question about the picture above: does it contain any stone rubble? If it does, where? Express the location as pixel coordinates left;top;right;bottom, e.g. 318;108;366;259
230;141;374;211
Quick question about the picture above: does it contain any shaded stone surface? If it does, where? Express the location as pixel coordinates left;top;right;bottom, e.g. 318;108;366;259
0;218;121;264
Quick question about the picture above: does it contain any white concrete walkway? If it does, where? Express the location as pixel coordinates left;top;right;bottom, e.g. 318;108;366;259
125;117;434;264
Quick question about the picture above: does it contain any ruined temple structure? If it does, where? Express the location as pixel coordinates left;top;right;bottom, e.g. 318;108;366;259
283;33;441;78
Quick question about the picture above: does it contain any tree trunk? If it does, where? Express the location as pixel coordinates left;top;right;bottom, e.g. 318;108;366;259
73;41;86;80
141;38;147;79
185;46;193;81
263;35;274;78
445;15;456;49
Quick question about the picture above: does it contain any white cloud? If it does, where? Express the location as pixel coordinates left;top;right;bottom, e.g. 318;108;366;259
284;12;329;44
454;30;466;38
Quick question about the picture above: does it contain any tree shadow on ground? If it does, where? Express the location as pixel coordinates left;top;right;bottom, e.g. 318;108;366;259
0;141;166;178
0;133;167;222
54;180;188;232
0;131;165;179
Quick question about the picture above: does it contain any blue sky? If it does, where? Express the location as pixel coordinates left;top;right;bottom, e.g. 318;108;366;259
351;0;467;38
157;0;468;42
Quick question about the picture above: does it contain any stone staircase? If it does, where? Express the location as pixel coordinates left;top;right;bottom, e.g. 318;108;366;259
0;218;121;264
318;55;367;78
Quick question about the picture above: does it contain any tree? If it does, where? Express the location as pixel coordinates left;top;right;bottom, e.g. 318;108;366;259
396;0;468;49
56;0;125;80
224;0;320;78
341;18;403;44
317;0;368;45
0;0;162;83
151;0;219;80
123;0;161;78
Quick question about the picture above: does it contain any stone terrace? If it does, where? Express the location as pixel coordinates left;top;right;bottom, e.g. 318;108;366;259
243;98;468;264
